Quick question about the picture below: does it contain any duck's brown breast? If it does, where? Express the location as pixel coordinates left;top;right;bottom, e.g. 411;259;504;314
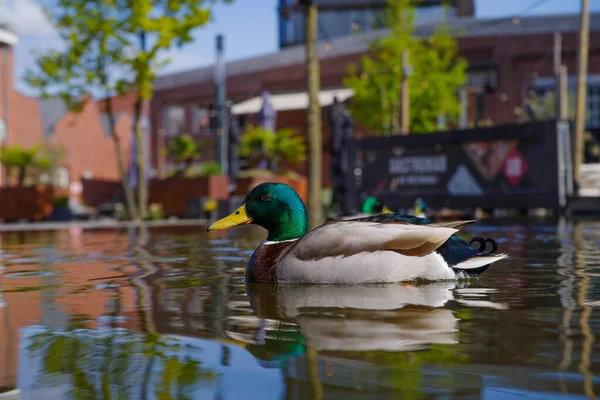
247;240;298;283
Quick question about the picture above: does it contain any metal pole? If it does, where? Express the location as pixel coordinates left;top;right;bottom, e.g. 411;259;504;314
559;65;569;122
401;50;410;135
459;88;468;129
554;32;562;119
574;0;589;190
215;34;228;176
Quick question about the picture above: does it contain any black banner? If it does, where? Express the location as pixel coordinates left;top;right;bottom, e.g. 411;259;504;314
356;121;565;210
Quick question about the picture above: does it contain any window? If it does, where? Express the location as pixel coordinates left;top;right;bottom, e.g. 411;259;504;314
416;5;457;24
588;85;600;128
55;167;70;189
192;104;211;136
476;92;485;121
164;105;186;137
532;76;600;128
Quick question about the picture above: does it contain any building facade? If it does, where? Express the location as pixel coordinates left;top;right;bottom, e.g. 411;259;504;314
278;0;475;48
0;26;136;204
151;14;600;186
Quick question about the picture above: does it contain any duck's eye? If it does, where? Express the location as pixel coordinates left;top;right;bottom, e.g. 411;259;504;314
261;194;271;201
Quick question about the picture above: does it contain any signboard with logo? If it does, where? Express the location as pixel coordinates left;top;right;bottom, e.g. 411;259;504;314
356;121;571;210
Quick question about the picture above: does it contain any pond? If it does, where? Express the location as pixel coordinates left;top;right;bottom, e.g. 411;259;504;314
0;219;598;399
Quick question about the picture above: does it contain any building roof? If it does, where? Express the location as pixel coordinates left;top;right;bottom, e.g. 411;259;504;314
154;13;600;92
38;98;69;137
0;25;18;46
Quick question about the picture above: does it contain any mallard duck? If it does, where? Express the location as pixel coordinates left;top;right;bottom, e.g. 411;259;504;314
207;182;507;284
328;196;392;221
413;198;428;218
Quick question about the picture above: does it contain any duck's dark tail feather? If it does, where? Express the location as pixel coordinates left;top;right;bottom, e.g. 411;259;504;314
469;237;498;256
451;253;508;276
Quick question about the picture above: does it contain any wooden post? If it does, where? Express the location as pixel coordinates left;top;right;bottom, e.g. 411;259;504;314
574;0;590;189
401;50;410;135
305;1;322;226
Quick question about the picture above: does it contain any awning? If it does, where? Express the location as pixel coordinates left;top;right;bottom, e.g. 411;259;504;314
231;88;354;115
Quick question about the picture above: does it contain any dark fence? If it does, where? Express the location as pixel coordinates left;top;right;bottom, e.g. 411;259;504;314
81;178;122;207
356;121;573;210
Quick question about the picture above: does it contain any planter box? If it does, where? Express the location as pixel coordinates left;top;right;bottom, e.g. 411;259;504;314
149;176;229;218
50;206;74;222
235;176;308;204
0;186;54;222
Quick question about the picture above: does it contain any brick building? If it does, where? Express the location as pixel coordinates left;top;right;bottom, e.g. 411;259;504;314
151;13;600;186
277;0;475;48
0;26;135;203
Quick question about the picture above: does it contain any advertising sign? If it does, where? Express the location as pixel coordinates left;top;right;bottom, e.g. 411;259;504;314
357;122;567;210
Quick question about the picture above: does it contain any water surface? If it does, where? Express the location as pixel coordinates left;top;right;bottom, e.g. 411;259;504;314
0;219;598;399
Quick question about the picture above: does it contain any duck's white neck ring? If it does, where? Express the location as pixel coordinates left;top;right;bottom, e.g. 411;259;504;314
263;238;298;245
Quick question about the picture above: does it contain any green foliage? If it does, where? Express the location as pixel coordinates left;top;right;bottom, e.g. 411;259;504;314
515;90;600;161
201;161;222;176
0;143;67;186
0;145;39;186
271;128;307;164
26;0;230;105
238;125;271;159
514;90;577;123
53;196;70;208
27;321;217;399
238;126;306;173
168;134;200;176
343;0;468;134
167;135;215;176
148;203;164;220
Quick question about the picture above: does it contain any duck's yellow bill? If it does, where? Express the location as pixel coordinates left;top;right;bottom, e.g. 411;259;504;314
207;205;252;230
382;206;393;214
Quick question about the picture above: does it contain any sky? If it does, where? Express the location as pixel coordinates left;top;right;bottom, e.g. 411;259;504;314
1;0;600;95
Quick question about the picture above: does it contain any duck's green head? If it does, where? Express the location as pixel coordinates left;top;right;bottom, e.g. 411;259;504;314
207;182;309;242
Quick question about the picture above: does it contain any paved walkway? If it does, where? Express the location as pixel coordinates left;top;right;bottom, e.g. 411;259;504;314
0;218;211;232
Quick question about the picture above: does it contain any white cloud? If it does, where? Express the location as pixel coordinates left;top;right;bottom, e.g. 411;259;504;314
0;0;56;37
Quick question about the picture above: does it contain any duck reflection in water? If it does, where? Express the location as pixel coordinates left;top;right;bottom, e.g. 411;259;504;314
227;281;507;359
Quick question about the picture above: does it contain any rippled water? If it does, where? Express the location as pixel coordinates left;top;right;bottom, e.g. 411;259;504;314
0;219;599;399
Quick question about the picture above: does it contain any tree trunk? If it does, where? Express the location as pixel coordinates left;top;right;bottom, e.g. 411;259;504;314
134;99;148;221
305;3;323;227
17;166;25;186
135;31;149;221
105;96;139;220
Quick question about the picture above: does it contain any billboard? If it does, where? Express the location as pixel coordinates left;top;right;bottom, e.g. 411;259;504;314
356;121;571;210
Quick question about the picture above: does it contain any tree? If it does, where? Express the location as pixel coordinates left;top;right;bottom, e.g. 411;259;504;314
35;142;68;185
168;134;201;177
26;0;232;220
514;90;576;123
0;144;67;186
238;126;306;174
0;146;40;186
343;0;467;134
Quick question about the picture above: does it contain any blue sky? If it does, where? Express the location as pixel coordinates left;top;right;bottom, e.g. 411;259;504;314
1;0;599;95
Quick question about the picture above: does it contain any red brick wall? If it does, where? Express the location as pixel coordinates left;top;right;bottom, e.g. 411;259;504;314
0;44;14;123
53;99;132;187
1;44;44;149
8;90;44;148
